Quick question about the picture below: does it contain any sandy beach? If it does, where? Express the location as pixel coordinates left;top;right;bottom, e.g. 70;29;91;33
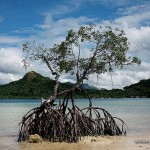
0;135;150;150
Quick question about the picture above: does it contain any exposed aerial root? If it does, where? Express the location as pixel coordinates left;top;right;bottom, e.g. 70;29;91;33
18;91;127;143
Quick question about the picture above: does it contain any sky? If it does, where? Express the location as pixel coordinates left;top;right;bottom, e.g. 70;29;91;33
0;0;150;89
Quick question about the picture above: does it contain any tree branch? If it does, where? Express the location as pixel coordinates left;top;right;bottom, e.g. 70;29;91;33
57;42;100;97
43;56;58;76
42;55;60;99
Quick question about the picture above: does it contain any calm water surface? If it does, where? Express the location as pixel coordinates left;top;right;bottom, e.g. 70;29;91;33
0;98;150;147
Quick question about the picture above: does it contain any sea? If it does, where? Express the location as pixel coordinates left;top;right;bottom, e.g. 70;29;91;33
0;98;150;149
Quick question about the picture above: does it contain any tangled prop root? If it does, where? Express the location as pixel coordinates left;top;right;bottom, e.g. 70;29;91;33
18;93;127;143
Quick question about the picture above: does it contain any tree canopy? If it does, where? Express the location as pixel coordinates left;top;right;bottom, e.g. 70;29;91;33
22;24;141;98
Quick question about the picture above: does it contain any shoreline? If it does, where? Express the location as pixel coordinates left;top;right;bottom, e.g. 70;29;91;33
0;135;150;150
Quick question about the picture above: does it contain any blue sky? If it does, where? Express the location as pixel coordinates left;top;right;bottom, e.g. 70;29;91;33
0;0;150;89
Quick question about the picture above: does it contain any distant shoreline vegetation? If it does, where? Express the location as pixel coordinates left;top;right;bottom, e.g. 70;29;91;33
0;71;150;99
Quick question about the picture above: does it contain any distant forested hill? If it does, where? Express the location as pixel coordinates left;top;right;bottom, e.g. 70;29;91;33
123;79;150;98
0;71;149;98
0;71;72;98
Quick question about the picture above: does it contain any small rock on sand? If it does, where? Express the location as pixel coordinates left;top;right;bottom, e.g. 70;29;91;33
28;134;43;143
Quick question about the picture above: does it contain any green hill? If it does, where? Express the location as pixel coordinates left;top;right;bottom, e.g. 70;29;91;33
0;71;149;98
0;71;72;98
123;79;150;98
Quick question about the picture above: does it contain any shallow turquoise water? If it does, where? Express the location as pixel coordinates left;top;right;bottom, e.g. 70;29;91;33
0;98;150;139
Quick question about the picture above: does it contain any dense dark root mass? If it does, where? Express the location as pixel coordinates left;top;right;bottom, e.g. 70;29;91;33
18;90;127;143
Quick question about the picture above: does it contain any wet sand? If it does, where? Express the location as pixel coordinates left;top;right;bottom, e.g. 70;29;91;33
0;135;150;150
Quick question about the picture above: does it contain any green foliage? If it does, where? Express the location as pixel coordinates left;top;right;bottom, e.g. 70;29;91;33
22;25;141;81
65;25;141;73
21;25;141;98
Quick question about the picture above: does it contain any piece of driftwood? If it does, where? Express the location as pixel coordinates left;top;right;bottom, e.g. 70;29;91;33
18;90;127;143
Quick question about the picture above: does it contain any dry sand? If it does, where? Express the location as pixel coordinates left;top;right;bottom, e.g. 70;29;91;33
0;135;150;150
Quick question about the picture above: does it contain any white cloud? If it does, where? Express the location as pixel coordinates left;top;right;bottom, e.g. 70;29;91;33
12;27;37;34
0;36;25;45
111;63;150;89
114;12;150;27
0;47;26;85
86;61;150;90
41;0;82;17
0;47;24;74
124;27;150;62
33;16;96;47
36;15;96;33
117;4;150;16
0;72;21;85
